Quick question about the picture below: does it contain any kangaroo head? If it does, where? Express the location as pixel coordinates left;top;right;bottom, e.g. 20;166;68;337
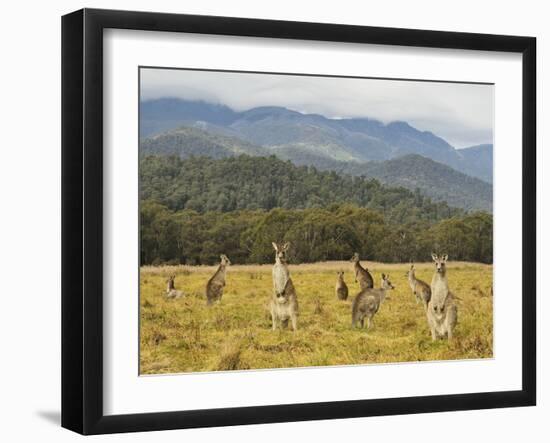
405;264;415;278
381;273;395;290
220;254;231;266
432;253;448;275
337;270;344;278
272;242;290;262
350;252;360;264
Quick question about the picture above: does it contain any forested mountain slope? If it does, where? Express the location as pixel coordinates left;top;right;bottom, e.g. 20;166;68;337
140;154;463;224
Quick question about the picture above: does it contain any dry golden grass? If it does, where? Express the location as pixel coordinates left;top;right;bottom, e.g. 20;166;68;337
140;261;493;374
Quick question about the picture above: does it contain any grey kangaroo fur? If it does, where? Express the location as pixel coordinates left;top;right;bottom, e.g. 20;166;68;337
270;242;299;331
406;264;431;310
351;273;394;330
165;275;184;299
205;254;231;306
426;254;458;340
335;271;349;301
350;252;374;289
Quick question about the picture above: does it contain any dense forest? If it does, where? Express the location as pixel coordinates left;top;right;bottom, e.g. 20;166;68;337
140;155;463;225
140;201;493;265
140;155;492;265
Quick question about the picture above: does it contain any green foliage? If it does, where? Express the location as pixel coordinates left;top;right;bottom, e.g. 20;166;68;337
140;154;463;223
140;201;493;265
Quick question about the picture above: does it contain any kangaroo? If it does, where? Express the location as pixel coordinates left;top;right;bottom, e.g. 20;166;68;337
335;271;349;301
165;275;184;299
351;273;394;330
270;242;299;331
406;264;431;310
350;252;374;289
426;254;458;340
205;254;231;306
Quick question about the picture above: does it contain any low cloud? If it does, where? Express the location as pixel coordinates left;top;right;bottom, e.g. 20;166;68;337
140;68;494;148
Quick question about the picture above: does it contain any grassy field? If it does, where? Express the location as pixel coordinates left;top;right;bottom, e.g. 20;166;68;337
140;261;493;374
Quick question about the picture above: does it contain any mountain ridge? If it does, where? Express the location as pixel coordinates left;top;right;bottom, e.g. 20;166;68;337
140;98;493;183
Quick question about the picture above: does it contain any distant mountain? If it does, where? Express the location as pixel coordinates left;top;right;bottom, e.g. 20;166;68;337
140;125;492;212
455;144;493;183
140;98;493;183
140;126;269;159
140;98;238;137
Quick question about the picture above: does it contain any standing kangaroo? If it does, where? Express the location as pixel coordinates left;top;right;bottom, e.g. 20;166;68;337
270;242;299;331
406;264;431;310
335;271;349;301
205;254;231;306
426;254;458;340
351;273;394;330
350;252;374;289
165;275;184;299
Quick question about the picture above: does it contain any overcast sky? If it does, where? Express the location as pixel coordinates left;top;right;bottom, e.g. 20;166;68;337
140;68;494;149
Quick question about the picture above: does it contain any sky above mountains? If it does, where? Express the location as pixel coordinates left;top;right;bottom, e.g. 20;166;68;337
140;67;494;149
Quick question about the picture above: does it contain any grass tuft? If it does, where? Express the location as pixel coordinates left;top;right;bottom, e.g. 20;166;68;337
214;341;244;371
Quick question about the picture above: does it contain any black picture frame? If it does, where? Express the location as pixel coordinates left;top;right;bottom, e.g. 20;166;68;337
61;8;536;435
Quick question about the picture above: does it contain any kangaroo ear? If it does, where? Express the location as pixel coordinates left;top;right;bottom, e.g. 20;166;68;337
282;242;290;251
381;273;386;279
410;264;414;270
431;253;438;262
442;254;448;262
272;242;279;251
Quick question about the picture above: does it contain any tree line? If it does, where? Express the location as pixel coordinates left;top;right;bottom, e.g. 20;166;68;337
141;201;492;266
